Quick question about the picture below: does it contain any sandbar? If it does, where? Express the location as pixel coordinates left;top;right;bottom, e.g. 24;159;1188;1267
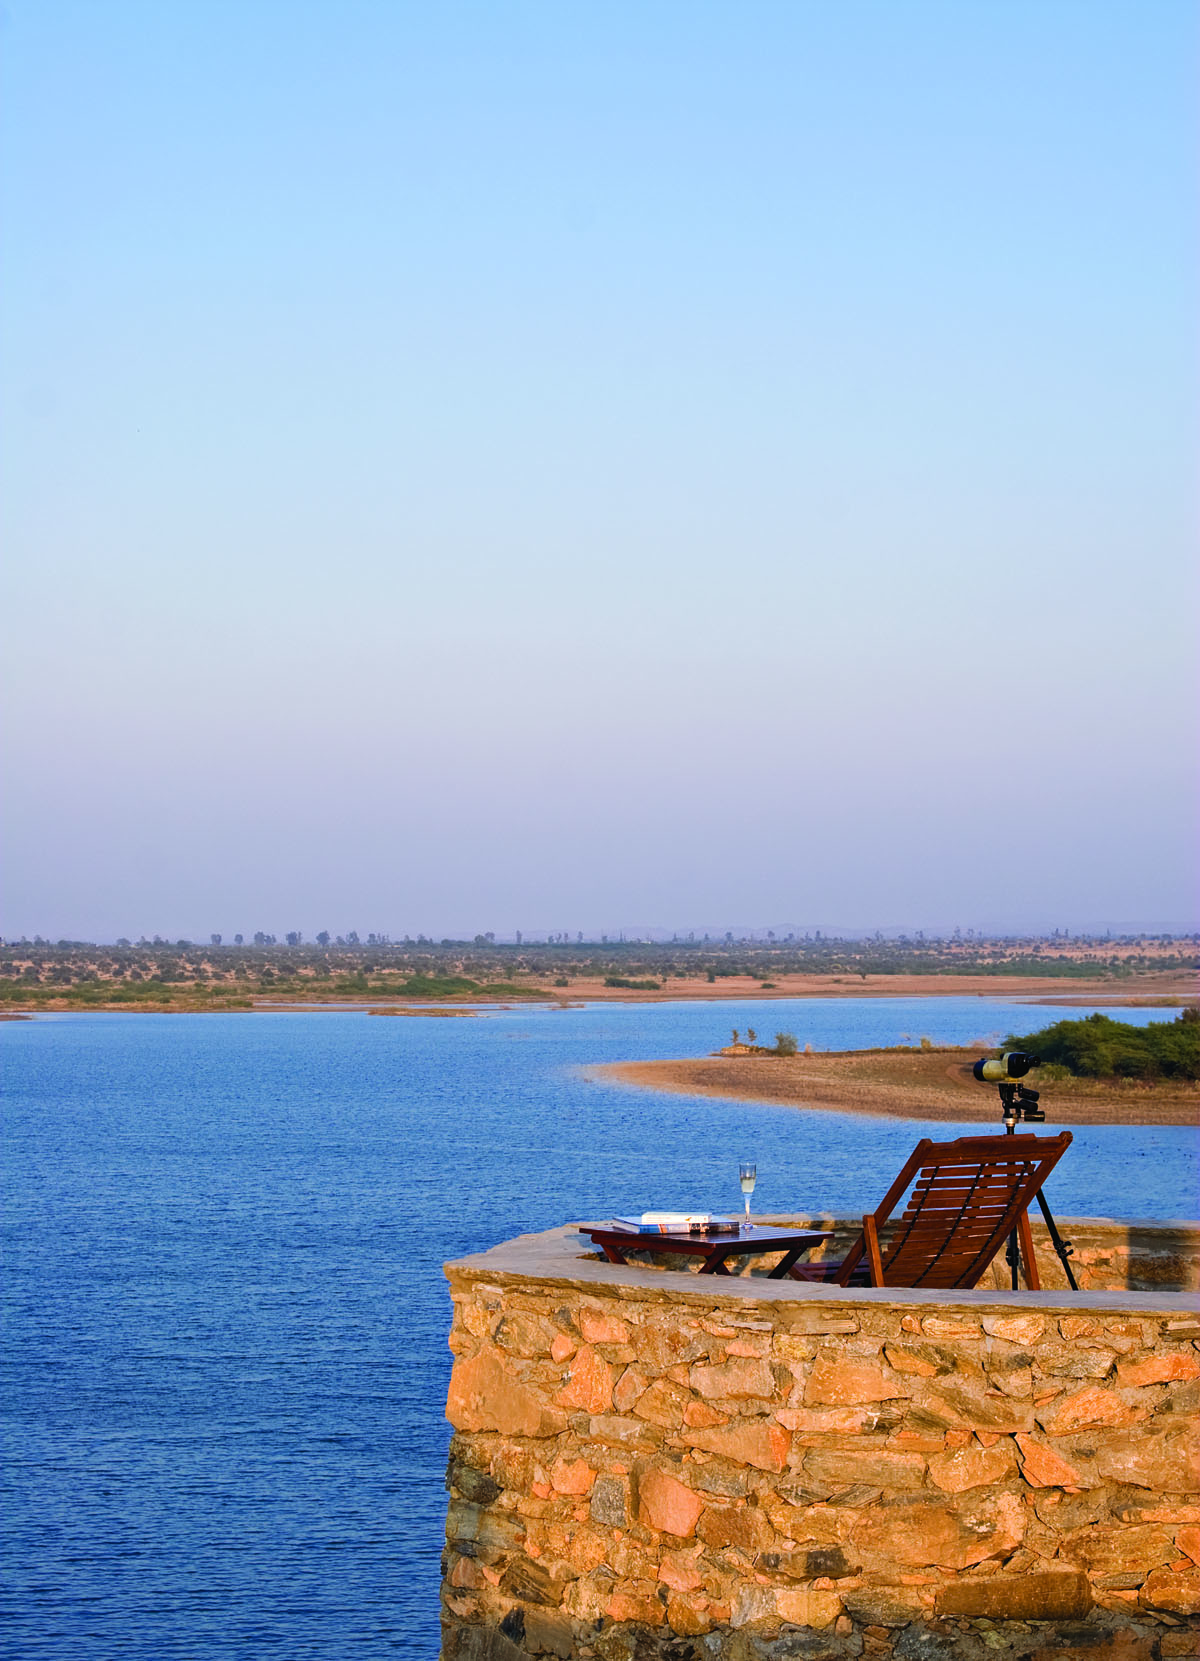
593;1049;1200;1127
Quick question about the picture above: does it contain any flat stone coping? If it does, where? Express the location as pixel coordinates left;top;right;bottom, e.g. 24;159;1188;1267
445;1219;1200;1316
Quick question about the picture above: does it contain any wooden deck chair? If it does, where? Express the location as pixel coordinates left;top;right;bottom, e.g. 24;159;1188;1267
795;1132;1073;1290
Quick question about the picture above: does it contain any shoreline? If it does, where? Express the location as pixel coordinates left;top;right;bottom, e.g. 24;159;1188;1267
1;968;1194;1016
592;1048;1200;1128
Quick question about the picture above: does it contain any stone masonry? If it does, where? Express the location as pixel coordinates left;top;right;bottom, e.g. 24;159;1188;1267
442;1222;1200;1661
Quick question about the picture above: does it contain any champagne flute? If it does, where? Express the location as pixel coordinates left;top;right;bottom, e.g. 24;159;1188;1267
739;1162;757;1229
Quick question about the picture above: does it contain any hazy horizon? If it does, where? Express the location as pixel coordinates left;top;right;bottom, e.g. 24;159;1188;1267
3;2;1196;942
6;918;1197;948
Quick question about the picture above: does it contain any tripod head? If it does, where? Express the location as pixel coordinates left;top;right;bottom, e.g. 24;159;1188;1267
996;1081;1046;1132
972;1051;1046;1132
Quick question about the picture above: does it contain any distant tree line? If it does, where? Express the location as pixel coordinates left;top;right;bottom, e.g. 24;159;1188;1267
0;932;1194;1009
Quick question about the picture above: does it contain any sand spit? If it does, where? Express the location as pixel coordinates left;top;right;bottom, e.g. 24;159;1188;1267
367;1006;478;1018
593;1048;1200;1127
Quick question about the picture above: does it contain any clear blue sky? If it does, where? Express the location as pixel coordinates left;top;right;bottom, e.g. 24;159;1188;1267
2;1;1195;940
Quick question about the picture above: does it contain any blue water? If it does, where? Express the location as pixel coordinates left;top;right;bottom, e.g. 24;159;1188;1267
2;997;1196;1659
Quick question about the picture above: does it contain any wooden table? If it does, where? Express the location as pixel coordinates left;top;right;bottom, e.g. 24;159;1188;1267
584;1224;833;1280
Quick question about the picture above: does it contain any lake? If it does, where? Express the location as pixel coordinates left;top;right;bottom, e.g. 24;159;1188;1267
2;997;1195;1659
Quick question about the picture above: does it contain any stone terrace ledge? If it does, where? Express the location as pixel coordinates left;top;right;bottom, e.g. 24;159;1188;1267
441;1220;1200;1661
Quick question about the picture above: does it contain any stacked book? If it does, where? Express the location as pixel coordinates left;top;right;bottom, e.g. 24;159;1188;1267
610;1212;740;1234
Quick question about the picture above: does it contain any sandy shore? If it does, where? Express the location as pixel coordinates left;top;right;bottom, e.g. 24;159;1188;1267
594;1049;1200;1127
542;970;1197;1005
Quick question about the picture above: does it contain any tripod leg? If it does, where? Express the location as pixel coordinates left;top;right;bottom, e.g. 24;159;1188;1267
1016;1210;1040;1290
1036;1192;1079;1292
1005;1228;1021;1292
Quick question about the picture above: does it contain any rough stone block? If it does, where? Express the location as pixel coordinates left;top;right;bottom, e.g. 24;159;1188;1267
697;1501;774;1554
911;1377;1033;1434
684;1398;729;1428
578;1308;631;1346
682;1418;792;1472
840;1585;925;1626
499;1557;573;1606
605;1589;665;1625
556;1345;613;1413
1060;1522;1175;1576
1015;1434;1085;1489
728;1334;771;1358
921;1317;980;1339
781;1315;859;1336
494;1312;559;1357
1042;1386;1147;1433
730;1584;778;1627
852;1491;1024;1571
612;1366;647;1414
1140;1564;1200;1616
805;1352;912;1406
637;1322;709;1371
1093;1425;1198;1491
775;1405;882;1436
758;1546;858;1582
636;1465;703;1537
633;1377;691;1429
774;1334;819;1362
984;1314;1046;1344
588;1413;659;1448
691;1357;776;1401
447;1459;503;1507
441;1620;528;1661
446;1348;568;1438
657;1550;705;1593
1160;1636;1200;1658
1177;1524;1200;1566
1026;1631;1158;1661
549;1456;595;1496
1035;1345;1118;1381
926;1443;1016;1493
521;1606;575;1657
589;1474;630;1527
935;1570;1091;1620
884;1344;950;1378
804;1449;926;1491
1117;1353;1200;1389
689;1459;751;1497
445;1499;527;1559
773;1584;842;1628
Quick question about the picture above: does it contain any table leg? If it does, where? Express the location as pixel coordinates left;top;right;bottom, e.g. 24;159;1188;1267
597;1242;630;1265
698;1250;734;1275
770;1248;806;1280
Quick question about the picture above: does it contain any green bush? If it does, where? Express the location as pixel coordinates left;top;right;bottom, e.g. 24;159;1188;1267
774;1032;798;1056
398;975;481;997
1002;1010;1199;1081
604;976;662;991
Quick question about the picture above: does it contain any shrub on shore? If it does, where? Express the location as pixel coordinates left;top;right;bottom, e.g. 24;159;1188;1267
1003;1010;1199;1081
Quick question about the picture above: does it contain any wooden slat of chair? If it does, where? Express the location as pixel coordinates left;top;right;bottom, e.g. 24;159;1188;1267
803;1132;1073;1290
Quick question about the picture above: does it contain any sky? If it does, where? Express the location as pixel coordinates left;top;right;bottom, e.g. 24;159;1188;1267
2;0;1196;942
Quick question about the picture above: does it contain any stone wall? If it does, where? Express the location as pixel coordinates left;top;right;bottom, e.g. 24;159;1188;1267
441;1223;1200;1661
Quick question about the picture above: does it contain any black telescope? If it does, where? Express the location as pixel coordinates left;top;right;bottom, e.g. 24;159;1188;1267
972;1050;1039;1084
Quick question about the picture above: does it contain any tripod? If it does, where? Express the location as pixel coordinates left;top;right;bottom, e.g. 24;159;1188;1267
998;1083;1079;1292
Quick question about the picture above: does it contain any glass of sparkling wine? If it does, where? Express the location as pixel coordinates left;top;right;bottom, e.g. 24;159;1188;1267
739;1162;757;1228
